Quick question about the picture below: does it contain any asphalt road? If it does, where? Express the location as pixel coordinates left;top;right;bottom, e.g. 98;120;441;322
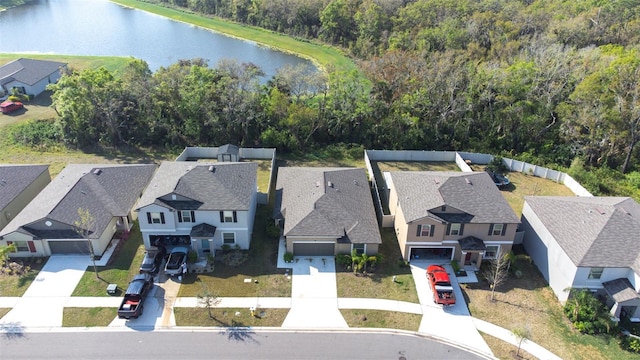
0;329;490;360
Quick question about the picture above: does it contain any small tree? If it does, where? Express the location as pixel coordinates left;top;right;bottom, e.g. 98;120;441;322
74;208;99;279
512;325;531;358
198;284;221;320
482;248;510;301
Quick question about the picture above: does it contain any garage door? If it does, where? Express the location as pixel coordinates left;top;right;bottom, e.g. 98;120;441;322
410;247;453;260
293;242;334;256
49;240;91;254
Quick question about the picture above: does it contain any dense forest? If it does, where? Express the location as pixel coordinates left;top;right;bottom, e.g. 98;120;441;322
10;0;640;197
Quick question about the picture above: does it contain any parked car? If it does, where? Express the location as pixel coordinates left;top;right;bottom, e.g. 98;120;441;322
139;248;165;274
117;273;154;319
427;265;456;306
1;100;24;114
164;246;188;277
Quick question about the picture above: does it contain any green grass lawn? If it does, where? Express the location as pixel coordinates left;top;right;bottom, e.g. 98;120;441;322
71;223;146;296
0;308;11;319
175;307;288;327
336;228;418;303
178;205;290;298
499;172;576;217
0;54;133;74
464;248;637;360
340;309;421;332
0;258;46;297
63;307;117;327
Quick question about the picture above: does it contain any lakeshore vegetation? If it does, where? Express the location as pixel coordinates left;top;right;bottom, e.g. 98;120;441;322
2;0;640;202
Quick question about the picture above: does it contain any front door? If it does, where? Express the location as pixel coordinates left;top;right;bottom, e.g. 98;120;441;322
201;238;210;252
464;252;472;265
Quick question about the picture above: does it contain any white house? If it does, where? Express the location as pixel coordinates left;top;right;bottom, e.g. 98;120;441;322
522;196;640;320
135;161;258;257
0;58;67;98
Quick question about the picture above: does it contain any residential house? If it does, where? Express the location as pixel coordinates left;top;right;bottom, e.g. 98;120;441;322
135;161;258;256
386;171;520;267
0;164;156;257
0;165;50;232
274;167;382;256
0;58;67;98
522;196;640;320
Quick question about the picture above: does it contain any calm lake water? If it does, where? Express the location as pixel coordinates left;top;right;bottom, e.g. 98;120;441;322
0;0;312;78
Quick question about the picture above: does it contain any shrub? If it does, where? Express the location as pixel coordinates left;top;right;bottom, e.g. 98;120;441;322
336;254;351;268
619;336;640;353
564;289;616;334
187;250;198;263
265;222;280;239
283;252;294;262
8;119;62;148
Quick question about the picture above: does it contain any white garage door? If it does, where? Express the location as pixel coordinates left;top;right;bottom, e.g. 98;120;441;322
49;241;90;254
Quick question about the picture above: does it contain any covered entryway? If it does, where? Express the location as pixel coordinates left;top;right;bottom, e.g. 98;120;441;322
603;278;640;320
49;240;90;254
410;247;453;261
293;242;334;256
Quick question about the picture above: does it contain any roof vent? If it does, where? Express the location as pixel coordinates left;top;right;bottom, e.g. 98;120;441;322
595;207;606;215
315;181;320;187
433;179;439;184
327;181;334;188
208;165;215;172
465;178;473;185
93;168;102;175
353;179;358;185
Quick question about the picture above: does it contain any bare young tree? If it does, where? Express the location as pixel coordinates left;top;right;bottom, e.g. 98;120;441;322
512;325;531;358
74;208;99;279
198;284;221;320
482;248;510;302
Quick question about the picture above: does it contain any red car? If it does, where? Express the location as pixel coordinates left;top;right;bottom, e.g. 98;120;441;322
427;265;456;305
0;100;24;114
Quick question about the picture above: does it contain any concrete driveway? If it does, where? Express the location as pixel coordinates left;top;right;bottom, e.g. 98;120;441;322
282;256;348;329
0;255;89;328
410;260;492;355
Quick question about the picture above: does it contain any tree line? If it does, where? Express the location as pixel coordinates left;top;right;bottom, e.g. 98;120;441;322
14;0;640;198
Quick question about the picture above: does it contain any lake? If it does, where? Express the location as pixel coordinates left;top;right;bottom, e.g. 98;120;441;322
0;0;313;78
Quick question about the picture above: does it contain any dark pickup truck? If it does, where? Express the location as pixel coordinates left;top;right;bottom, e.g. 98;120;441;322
165;246;188;277
118;273;154;319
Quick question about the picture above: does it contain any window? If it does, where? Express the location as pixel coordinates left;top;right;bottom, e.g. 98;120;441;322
223;233;236;245
417;224;433;237
14;241;29;252
147;212;165;224
449;223;462;236
484;245;500;259
353;244;365;255
178;210;195;223
588;267;604;280
220;210;237;223
490;223;504;236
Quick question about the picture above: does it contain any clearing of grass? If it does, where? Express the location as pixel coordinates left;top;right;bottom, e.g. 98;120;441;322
340;309;421;332
63;307;117;327
71;224;147;297
0;258;46;297
464;247;637;360
479;332;537;360
174;307;288;327
0;308;11;319
178;205;290;298
336;229;418;303
0;54;133;74
499;172;576;217
374;161;461;173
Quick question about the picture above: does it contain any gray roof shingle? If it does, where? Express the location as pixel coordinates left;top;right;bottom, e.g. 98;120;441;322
525;196;640;271
0;164;156;239
389;171;519;224
0;58;66;86
275;167;382;245
136;161;257;211
0;164;49;210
